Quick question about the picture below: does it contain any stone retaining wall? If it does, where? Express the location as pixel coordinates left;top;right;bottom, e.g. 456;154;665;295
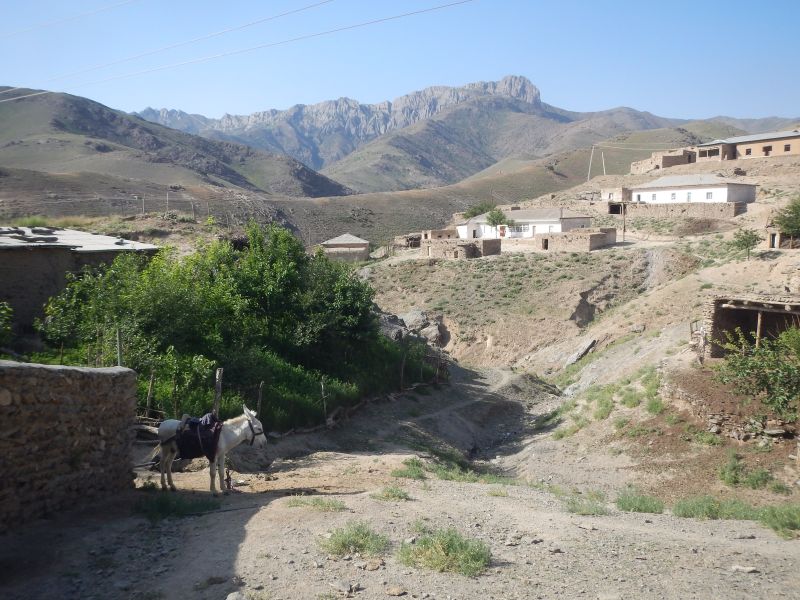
614;202;745;219
0;361;138;531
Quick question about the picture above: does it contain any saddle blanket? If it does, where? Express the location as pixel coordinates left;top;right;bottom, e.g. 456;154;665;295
176;413;223;461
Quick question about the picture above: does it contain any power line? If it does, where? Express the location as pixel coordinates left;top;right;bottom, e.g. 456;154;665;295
0;0;335;97
0;0;142;40
0;0;475;105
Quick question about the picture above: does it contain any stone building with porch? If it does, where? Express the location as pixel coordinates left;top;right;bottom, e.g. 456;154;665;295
317;233;370;263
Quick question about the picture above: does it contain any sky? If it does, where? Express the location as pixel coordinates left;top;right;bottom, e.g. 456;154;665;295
1;0;799;119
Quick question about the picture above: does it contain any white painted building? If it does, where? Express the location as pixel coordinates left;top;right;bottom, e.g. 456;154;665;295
628;174;756;204
456;208;591;239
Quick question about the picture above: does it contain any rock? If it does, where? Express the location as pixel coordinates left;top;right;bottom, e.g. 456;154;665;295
563;339;596;368
419;323;442;345
378;312;408;341
400;309;429;332
330;580;352;594
731;565;759;573
629;324;645;334
404;536;417;545
366;558;385;571
355;561;367;570
733;534;756;540
764;428;786;436
226;593;247;600
708;426;721;434
386;586;407;597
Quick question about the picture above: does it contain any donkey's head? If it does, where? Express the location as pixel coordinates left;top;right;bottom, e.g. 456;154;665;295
243;404;268;449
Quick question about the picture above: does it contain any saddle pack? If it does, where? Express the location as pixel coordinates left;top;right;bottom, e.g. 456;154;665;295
176;413;223;462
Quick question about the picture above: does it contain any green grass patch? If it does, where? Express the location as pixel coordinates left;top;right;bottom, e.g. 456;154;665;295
672;496;758;520
694;430;724;446
391;457;426;480
286;496;346;511
371;486;411;502
487;488;509;497
398;527;491;576
760;504;800;539
645;395;664;415
320;521;390;557
719;451;774;489
564;490;608;516
134;494;220;522
615;487;664;514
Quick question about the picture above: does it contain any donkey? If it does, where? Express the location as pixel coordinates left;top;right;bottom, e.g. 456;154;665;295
157;405;267;495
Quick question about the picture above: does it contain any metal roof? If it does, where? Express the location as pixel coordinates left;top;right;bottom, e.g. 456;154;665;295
630;174;754;190
320;233;369;245
0;226;158;252
698;129;800;147
464;208;589;225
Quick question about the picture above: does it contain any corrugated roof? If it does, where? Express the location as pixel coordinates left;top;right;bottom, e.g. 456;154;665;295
631;174;754;190
465;208;589;224
698;129;800;147
321;233;369;245
0;226;158;252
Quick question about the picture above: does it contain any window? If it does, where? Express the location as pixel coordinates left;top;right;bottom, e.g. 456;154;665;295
509;224;530;233
785;144;792;152
608;192;614;200
651;193;656;201
670;192;676;201
636;194;641;202
687;191;692;201
763;145;772;156
745;148;752;156
706;192;713;200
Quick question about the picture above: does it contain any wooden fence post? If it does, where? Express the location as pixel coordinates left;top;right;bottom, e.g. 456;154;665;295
145;369;155;418
213;367;223;418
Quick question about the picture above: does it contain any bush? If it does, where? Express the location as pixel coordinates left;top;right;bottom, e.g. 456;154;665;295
0;302;12;347
320;521;390;557
391;458;426;480
564;491;608;516
672;496;758;520
615;487;664;514
760;504;800;539
372;486;411;501
398;528;491;576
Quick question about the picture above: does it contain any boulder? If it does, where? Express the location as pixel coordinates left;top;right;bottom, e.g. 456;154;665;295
400;308;430;332
563;339;596;368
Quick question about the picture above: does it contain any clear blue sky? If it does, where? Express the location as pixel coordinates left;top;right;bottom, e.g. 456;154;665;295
2;0;798;119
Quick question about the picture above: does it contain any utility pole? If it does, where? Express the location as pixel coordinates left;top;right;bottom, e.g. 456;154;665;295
587;145;595;182
166;191;169;213
601;151;606;176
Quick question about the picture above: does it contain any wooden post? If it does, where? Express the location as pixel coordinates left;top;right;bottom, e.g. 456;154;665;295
257;380;264;416
320;376;328;420
116;327;122;367
755;310;763;348
172;374;179;418
145;369;155;418
213;367;223;418
191;202;196;221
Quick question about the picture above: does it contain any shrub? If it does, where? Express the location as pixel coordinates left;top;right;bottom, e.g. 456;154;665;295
672;496;758;520
372;486;411;502
0;302;12;347
320;521;390;557
391;458;426;480
719;451;746;486
398;528;491;576
615;487;664;514
759;504;800;539
645;395;664;415
564;491;608;516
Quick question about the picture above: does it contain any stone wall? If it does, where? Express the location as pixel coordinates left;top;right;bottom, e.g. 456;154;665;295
0;361;138;531
612;202;745;219
518;228;616;252
423;238;501;260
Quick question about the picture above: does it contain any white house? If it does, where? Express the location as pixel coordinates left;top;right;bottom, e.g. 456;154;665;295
628;174;756;204
456;208;591;239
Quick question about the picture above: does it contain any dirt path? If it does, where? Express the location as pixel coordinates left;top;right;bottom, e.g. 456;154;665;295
3;368;799;600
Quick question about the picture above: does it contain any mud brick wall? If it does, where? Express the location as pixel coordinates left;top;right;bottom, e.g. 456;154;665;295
0;361;138;531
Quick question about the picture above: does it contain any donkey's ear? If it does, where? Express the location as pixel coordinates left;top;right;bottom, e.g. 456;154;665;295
243;404;252;417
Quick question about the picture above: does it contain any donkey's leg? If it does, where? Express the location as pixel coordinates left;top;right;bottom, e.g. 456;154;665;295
165;446;178;492
217;452;227;495
159;444;168;491
209;458;218;495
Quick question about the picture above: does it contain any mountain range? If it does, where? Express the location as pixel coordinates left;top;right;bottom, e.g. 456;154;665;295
137;75;798;193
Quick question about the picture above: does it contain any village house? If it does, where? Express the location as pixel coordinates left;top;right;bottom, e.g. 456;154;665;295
316;233;370;263
627;174;756;205
456;207;592;239
0;226;158;334
697;129;800;162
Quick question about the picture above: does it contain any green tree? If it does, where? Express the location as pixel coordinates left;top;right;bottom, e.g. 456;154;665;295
773;196;800;242
715;326;800;421
463;201;496;219
0;301;12;347
485;208;510;228
731;228;762;260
